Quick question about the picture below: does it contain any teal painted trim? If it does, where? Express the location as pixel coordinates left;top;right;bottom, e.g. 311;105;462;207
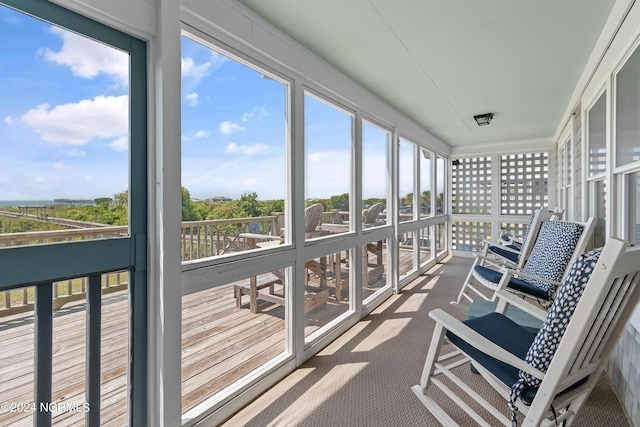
34;284;53;427
86;274;102;425
0;238;131;289
130;268;148;427
129;33;149;427
1;0;135;51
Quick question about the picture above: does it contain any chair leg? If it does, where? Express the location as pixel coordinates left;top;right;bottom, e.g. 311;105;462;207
453;255;483;305
418;322;447;390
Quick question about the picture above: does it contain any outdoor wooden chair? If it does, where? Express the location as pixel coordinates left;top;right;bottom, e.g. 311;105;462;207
453;218;595;306
362;202;385;227
413;238;640;426
235;203;331;312
497;208;564;250
486;208;562;266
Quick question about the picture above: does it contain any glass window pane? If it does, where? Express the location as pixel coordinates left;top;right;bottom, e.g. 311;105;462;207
627;172;640;244
593;180;607;248
616;45;640;167
182;268;287;413
362;121;389;228
419;225;433;266
304;94;353;238
420;150;433;218
304;251;350;340
362;239;388;303
1;7;130;238
566;139;572;186
436;156;446;215
398;230;417;278
588;92;607;176
180;36;287;256
399;139;415;222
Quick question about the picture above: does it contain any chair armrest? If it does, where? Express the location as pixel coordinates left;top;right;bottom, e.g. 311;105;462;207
429;309;544;380
473;254;516;270
493;290;548;321
498;267;561;288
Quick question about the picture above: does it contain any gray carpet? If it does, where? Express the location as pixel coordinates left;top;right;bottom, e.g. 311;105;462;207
221;257;630;426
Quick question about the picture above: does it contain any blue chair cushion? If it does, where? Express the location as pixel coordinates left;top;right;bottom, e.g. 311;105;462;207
474;265;504;284
506;277;550;301
489;245;520;263
446;312;536;389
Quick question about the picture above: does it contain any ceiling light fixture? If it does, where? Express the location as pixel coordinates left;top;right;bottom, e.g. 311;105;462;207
473;113;493;126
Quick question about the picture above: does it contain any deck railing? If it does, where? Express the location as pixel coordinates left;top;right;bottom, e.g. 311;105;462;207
0;210;376;317
0;215;285;316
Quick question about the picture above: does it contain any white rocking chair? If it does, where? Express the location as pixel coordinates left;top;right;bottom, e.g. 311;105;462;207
453;218;595;306
412;238;640;426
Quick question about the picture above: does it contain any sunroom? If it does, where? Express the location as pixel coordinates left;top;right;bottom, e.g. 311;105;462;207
0;0;639;426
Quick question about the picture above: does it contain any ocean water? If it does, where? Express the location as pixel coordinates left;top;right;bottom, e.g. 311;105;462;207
0;200;55;207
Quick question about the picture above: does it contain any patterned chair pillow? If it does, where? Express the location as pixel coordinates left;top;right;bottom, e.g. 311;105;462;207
508;247;603;426
520;221;584;298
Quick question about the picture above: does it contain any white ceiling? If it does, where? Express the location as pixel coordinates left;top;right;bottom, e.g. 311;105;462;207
237;0;617;147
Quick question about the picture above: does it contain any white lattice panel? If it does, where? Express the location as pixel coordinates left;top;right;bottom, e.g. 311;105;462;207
500;153;548;215
451;157;492;215
451;221;491;252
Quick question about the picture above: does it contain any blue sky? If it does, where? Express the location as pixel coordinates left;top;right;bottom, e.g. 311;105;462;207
1;6;129;201
1;4;438;203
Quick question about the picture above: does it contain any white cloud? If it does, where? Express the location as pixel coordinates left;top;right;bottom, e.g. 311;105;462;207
225;142;268;155
43;27;129;85
62;148;87;157
52;161;69;170
182;57;211;80
20;95;128;146
3;115;14;125
185;92;199;106
241;107;269;123
109;135;128;151
195;130;209;138
219;121;245;135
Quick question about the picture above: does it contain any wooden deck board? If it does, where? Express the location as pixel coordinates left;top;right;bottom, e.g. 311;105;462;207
0;249;404;425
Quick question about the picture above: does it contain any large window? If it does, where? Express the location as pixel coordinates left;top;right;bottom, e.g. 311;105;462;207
362;121;390;228
181;36;288;255
0;7;130;235
180;35;292;414
436;156;446;216
398;139;415;222
626;172;640;244
304;93;353;237
616;46;640;167
588;92;607;176
419;150;433;218
0;1;147;425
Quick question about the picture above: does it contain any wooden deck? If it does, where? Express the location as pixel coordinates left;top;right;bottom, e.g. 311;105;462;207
0;248;418;426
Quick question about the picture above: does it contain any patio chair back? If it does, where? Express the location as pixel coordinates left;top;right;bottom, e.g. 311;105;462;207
362;202;385;226
304;203;324;233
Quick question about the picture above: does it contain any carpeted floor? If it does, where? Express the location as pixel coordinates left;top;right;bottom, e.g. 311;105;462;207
221;256;631;426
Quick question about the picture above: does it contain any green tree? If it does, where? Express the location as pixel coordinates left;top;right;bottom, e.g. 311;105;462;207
326;193;349;211
95;197;112;208
239;192;260;217
182;187;199;221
